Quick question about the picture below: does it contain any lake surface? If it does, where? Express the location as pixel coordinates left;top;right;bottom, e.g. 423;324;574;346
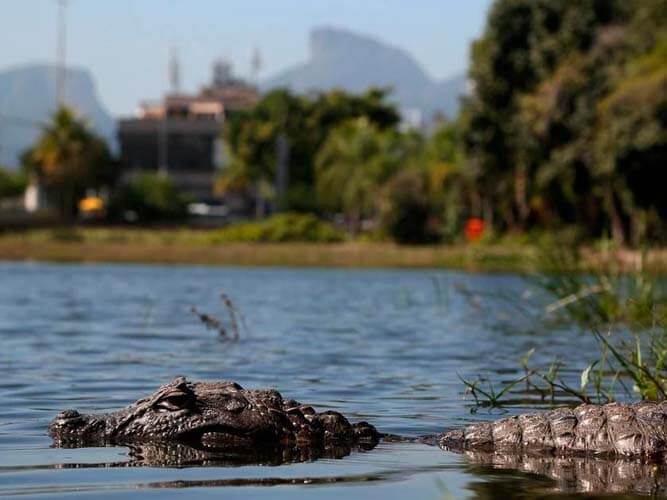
0;262;651;498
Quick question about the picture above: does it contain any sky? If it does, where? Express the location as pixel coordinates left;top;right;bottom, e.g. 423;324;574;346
0;0;493;117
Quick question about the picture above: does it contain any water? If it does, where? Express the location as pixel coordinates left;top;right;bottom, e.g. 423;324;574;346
0;262;649;498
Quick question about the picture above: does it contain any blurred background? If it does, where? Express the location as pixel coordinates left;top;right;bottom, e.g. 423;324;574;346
0;0;664;254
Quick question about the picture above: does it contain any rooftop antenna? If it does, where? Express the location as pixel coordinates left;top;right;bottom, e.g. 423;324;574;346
169;46;181;94
56;0;68;107
250;47;262;86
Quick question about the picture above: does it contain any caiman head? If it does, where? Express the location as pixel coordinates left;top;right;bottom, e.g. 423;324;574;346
49;377;303;449
50;376;379;451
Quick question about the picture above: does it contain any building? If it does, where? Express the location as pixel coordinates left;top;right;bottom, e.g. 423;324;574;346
118;61;259;201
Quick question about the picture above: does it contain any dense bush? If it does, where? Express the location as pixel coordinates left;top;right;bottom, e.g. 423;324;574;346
380;169;439;244
0;166;27;200
209;213;343;243
108;174;189;223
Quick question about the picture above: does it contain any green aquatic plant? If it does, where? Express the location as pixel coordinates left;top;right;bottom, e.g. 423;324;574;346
533;242;667;328
458;372;532;408
460;244;667;406
593;327;667;400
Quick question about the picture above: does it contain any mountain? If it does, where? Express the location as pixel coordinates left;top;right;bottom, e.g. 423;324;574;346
0;64;115;168
262;27;467;124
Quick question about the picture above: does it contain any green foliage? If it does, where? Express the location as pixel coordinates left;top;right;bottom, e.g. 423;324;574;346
0;166;27;199
209;213;343;243
380;169;438;244
315;118;405;232
24;107;113;217
220;88;400;213
459;243;667;405
420;123;469;242
533;244;667;328
533;246;667;400
216;0;665;246
108;174;190;222
462;0;666;243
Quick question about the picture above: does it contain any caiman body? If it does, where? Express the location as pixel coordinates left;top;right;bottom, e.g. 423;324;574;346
440;401;667;457
51;379;667;457
49;377;379;454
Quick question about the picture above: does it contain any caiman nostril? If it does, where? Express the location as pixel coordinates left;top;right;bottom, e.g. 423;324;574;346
57;410;81;420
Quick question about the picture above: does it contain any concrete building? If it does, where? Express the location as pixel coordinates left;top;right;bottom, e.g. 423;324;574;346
118;61;259;201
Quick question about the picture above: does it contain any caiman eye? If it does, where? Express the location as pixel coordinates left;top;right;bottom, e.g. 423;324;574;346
156;392;192;412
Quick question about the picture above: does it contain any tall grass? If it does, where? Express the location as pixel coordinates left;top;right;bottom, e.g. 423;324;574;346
534;244;666;328
460;242;667;406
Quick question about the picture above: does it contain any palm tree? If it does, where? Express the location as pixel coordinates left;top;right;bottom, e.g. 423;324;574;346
27;107;111;218
315;118;403;233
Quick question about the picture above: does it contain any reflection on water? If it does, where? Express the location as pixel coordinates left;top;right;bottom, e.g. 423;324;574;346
55;440;381;467
0;262;653;498
461;450;667;496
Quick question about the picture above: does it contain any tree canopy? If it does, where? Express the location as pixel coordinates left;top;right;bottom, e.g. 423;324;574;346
219;88;400;213
461;0;667;243
24;107;113;217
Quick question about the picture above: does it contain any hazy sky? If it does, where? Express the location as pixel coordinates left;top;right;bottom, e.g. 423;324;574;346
1;0;493;116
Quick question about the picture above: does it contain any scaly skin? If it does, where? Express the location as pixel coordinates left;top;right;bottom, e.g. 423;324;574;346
50;379;667;494
49;377;379;452
439;401;667;456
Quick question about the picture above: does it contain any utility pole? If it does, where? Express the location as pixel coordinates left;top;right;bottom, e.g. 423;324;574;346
250;47;262;87
158;116;168;176
169;47;181;94
158;50;171;176
56;0;68;107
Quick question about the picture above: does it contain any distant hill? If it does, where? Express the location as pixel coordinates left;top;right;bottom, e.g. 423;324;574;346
0;64;115;168
262;27;467;125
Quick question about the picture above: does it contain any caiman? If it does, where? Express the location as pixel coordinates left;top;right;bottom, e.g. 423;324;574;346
50;378;667;493
49;377;379;454
51;377;667;457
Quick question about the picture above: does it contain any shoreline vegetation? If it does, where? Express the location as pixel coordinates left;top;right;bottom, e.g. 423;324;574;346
1;227;667;273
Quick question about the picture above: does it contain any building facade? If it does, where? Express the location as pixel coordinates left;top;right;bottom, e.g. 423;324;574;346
118;62;259;201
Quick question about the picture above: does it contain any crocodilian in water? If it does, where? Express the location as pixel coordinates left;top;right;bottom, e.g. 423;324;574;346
50;377;667;494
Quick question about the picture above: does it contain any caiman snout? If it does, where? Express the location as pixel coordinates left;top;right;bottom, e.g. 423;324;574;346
55;409;83;423
50;409;89;435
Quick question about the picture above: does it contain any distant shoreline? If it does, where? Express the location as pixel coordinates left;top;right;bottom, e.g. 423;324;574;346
0;240;531;271
1;229;666;273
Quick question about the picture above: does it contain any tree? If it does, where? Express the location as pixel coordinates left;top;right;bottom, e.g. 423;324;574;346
380;169;438;244
421;122;471;241
462;0;664;243
220;88;400;214
24;107;112;218
108;173;189;223
594;34;667;243
0;166;27;200
315;118;404;233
